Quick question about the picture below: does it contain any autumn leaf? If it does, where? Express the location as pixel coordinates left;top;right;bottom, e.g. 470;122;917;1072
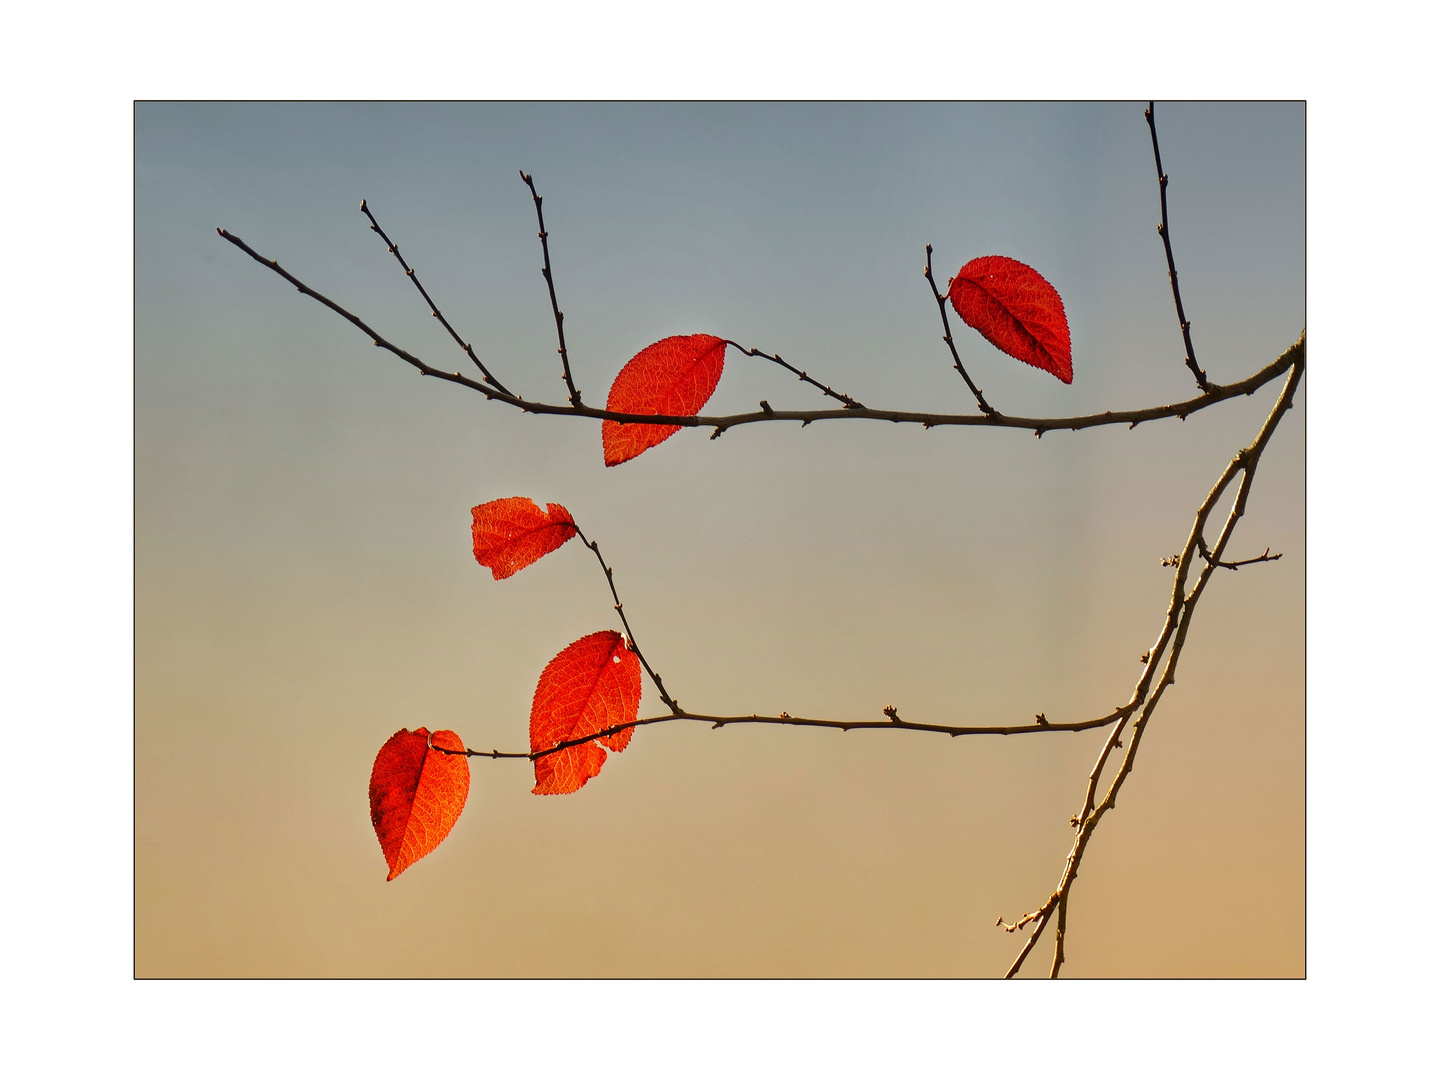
471;496;578;580
369;727;470;880
530;630;642;794
948;256;1072;384
601;334;727;466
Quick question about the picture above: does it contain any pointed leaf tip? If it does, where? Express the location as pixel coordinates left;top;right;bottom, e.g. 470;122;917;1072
369;727;470;880
602;334;727;466
948;256;1072;384
530;631;641;794
471;497;578;579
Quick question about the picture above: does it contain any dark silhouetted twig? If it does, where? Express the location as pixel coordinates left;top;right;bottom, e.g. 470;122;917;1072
520;171;583;406
1146;102;1211;392
358;199;513;396
924;243;998;416
723;340;865;409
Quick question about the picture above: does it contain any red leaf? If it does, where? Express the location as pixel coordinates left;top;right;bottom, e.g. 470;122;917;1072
948;256;1072;384
601;334;727;466
369;727;470;880
471;497;578;580
530;630;641;794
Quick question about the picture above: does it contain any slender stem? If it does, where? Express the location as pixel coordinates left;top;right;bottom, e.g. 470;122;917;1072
358;199;513;396
430;697;1140;763
216;226;1304;437
519;171;583;406
1145;102;1210;391
924;244;998;416
571;525;682;715
723;340;865;409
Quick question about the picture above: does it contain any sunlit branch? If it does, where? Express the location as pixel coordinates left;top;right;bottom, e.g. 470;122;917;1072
1197;539;1282;571
520;171;583;407
358;199;513;396
1145;101;1210;392
999;356;1304;978
924;243;997;415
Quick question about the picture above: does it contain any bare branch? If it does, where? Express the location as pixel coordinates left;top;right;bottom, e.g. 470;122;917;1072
519;171;583;407
357;200;514;397
924;244;998;415
1145;102;1211;392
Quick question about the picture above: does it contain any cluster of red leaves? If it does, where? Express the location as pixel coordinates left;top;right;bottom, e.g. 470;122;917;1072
370;253;1072;878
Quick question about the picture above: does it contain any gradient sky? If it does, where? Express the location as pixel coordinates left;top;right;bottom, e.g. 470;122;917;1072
136;102;1303;977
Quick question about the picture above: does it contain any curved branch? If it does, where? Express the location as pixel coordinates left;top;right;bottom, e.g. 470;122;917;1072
1000;354;1305;978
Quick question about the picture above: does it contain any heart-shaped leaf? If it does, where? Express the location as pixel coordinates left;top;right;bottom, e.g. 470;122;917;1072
948;256;1072;384
369;727;470;880
530;630;641;794
601;334;727;466
471;497;578;580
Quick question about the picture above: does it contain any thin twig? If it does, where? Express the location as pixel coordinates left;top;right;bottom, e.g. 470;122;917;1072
1197;540;1282;571
358;199;513;396
924;244;998;416
519;171;582;406
572;525;682;715
723;340;865;409
1145;102;1210;392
